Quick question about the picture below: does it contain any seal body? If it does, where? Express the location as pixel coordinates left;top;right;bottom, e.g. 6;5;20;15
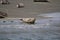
20;18;36;24
16;3;24;8
0;11;7;18
0;0;9;4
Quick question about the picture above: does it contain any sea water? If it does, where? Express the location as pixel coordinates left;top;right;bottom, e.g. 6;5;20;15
0;17;60;40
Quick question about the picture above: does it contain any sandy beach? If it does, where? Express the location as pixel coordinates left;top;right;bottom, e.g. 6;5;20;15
0;0;60;18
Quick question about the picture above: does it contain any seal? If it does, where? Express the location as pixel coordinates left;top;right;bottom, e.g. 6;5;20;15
20;18;36;24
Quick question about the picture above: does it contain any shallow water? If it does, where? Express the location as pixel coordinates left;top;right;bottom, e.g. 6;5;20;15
0;17;60;40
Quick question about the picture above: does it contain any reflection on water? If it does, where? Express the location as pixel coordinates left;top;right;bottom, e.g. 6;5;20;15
0;13;60;40
38;12;60;18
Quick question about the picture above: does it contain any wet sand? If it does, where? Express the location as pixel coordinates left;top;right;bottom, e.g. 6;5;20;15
0;0;60;18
